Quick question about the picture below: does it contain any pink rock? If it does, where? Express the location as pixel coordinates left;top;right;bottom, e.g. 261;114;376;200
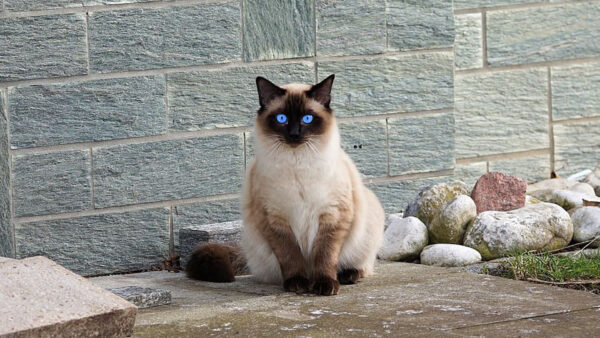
471;172;527;213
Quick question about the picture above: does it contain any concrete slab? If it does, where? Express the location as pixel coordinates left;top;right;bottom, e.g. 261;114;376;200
107;286;172;309
90;261;600;337
0;256;137;337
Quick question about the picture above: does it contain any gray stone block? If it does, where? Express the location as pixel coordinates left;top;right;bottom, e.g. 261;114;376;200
0;91;12;257
387;0;454;51
368;176;452;214
487;3;600;66
454;13;483;70
5;0;81;10
107;286;171;309
93;135;244;208
179;220;243;266
455;69;549;158
9;76;166;148
552;62;600;121
0;256;136;337
339;120;388;178
316;0;385;57
388;113;455;176
244;131;255;167
243;0;314;61
0;13;87;82
554;121;600;177
88;2;241;73
318;52;454;117
489;154;551;183
15;208;170;276
454;162;487;189
453;0;539;10
168;62;314;131
12;150;91;217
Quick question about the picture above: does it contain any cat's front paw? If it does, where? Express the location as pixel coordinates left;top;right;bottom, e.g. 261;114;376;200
311;277;340;296
284;275;310;294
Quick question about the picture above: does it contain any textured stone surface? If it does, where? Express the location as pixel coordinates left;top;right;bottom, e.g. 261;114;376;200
179;221;243;266
527;178;579;195
369;176;452;214
318;52;453;117
12;151;91;217
0;13;87;82
93;135;244;208
4;0;157;10
0;91;12;257
378;216;428;261
0;257;136;337
464;203;573;260
551;189;600;210
316;0;385;57
571;207;600;245
107;286;171;309
552;62;600;121
454;162;487;188
455;69;548;158
387;0;454;51
488;154;551;183
585;168;600;196
453;0;539;10
168;62;314;131
420;244;482;267
471;172;527;214
9;76;166;148
243;0;314;61
15;208;170;276
88;3;241;72
487;2;600;66
388;113;454;175
454;13;483;70
404;181;469;226
429;195;477;244
338;120;387;178
554;120;600;176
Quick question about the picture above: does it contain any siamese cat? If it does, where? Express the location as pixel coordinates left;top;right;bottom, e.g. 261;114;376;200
186;75;384;296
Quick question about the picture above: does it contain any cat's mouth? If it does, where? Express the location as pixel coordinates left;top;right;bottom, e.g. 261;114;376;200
284;136;306;147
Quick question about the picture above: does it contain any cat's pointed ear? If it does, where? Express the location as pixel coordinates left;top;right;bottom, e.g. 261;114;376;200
307;74;335;109
256;77;285;109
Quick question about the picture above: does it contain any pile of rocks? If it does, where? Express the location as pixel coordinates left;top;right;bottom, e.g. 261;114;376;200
379;167;600;267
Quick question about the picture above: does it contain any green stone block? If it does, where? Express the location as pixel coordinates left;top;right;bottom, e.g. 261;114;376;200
168;62;315;131
15;208;170;276
12;151;92;217
0;13;87;82
243;0;315;61
9;76;166;148
489;154;551;183
0;91;13;257
89;2;241;72
318;52;454;117
388;113;455;176
554;121;600;176
339;120;388;178
487;3;600;66
454;162;487;188
455;69;549;158
454;13;483;70
552;62;600;121
387;0;454;51
5;0;82;11
316;0;385;56
369;176;452;214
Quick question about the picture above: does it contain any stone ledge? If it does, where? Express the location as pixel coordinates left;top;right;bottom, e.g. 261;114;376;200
107;286;171;309
179;220;243;267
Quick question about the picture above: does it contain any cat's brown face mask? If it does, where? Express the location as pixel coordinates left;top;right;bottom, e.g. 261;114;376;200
254;75;335;147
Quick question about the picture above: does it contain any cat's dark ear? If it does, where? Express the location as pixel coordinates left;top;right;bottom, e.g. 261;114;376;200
307;74;335;109
256;77;285;109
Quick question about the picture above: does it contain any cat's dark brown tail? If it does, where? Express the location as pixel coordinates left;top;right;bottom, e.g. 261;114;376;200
185;242;246;283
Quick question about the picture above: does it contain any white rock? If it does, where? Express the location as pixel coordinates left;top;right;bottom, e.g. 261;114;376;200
552;189;600;210
463;203;573;260
569;182;596;196
428;195;477;244
584;167;600;196
568;169;592;182
527;178;579;194
420;244;482;267
572;207;600;246
378;216;428;261
384;213;404;231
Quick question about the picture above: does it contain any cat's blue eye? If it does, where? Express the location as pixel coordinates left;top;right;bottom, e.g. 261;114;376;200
276;114;288;124
302;114;314;124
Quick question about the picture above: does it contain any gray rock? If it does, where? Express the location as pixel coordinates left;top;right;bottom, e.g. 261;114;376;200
15;208;170;276
9;76;166;148
488;154;551;183
179;220;243;267
243;0;314;61
12;151;91;217
378;216;428;261
454;13;483;70
316;0;386;57
553;62;600;121
88;3;241;72
551;189;600;210
487;2;600;66
455;69;548;158
463;203;573;260
569;183;596;196
584;167;600;196
571;207;600;246
318;52;453;118
527;178;579;195
429;195;477;244
369;175;453;214
420;244;482;267
404;181;469;226
0;13;87;82
107;286;171;309
388;113;455;176
339;120;388;178
384;213;404;231
93;134;244;208
455;262;503;275
567;169;593;182
554;120;600;176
